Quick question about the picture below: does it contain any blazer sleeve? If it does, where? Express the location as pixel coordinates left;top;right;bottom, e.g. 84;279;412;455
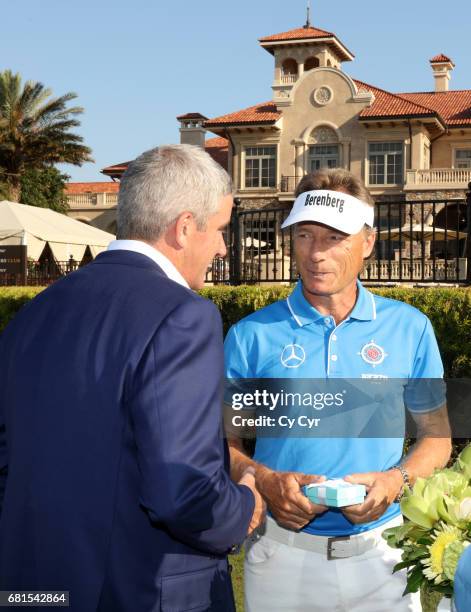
129;296;254;555
0;334;8;517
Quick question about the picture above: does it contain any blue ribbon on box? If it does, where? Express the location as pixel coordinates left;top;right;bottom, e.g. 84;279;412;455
303;479;366;508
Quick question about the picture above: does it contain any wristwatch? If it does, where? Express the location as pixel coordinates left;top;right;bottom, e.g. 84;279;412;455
390;465;411;503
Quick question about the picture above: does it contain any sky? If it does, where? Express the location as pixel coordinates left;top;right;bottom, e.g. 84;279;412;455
2;0;470;182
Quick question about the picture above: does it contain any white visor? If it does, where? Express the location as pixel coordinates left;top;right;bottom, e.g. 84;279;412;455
281;190;374;234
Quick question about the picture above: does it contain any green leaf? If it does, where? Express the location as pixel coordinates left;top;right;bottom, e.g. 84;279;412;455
404;566;425;595
0;69;93;197
393;559;419;572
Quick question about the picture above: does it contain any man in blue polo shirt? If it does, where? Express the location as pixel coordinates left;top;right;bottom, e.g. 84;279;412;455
454;545;471;611
225;169;451;611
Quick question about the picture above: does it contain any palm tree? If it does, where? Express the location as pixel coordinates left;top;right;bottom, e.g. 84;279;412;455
0;70;93;201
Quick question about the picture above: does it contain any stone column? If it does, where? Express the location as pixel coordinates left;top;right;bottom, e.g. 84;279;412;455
294;140;305;183
340;139;351;170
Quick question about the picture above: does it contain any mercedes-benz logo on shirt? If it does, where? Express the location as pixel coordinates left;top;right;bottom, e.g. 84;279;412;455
280;344;306;368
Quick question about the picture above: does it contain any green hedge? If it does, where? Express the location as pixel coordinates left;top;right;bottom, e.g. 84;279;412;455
201;285;471;378
0;287;46;332
1;285;470;377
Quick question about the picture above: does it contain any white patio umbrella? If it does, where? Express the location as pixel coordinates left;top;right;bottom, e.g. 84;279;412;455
242;237;267;248
378;223;467;241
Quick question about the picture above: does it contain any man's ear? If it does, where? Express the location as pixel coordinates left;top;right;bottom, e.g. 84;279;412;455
363;229;376;260
174;211;195;248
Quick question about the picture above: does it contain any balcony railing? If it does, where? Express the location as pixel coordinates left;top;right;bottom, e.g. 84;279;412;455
361;259;467;282
280;176;298;193
280;74;298;84
405;168;471;190
67;193;118;208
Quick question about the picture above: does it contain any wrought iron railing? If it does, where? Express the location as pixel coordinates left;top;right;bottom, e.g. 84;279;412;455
0;259;83;286
1;197;469;287
208;197;471;285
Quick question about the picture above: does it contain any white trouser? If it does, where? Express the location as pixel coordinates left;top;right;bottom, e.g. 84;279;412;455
244;516;421;612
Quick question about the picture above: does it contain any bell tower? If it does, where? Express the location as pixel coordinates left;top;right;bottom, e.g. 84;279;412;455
258;14;355;105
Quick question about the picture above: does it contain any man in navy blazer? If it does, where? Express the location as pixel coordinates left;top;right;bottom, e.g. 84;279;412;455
0;145;262;611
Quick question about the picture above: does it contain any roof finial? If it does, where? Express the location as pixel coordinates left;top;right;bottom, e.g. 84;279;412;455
304;0;311;28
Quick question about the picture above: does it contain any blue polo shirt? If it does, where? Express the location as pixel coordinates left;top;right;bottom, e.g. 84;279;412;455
224;280;444;536
455;545;471;612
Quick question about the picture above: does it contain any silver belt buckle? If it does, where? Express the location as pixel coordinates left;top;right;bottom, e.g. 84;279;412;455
327;535;351;560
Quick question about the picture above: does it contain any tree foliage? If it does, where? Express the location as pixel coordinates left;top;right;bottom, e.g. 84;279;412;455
19;167;70;213
0;70;92;202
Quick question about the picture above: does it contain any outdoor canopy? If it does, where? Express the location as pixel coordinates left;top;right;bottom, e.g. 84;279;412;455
0;200;115;261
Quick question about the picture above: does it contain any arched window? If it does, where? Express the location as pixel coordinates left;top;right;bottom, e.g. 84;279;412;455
304;57;320;71
281;58;298;83
327;59;332;67
308;126;340;170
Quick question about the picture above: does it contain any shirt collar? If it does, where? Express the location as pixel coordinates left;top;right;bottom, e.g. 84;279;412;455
286;279;376;327
107;240;189;289
350;280;377;321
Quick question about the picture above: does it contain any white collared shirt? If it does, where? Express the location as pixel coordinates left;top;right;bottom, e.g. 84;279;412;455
107;240;189;289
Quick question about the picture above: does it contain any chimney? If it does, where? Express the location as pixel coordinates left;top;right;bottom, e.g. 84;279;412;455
177;113;208;148
430;54;455;92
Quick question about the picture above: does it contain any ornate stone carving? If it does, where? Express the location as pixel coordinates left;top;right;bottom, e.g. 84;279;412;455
313;86;333;106
311;126;338;144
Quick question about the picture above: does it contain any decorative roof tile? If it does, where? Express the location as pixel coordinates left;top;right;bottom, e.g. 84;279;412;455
203;80;471;131
399;90;471;126
259;25;354;61
66;182;120;194
100;137;229;178
259;26;335;42
430;54;454;65
176;112;208;120
204;101;281;128
354;79;439;120
203;136;229;169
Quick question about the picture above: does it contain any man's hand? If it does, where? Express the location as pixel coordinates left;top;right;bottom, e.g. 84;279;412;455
256;467;327;531
341;470;403;524
239;470;266;535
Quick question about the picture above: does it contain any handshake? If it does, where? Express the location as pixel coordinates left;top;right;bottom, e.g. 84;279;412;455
238;465;405;532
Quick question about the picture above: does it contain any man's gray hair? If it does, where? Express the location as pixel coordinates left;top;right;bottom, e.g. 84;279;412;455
117;144;232;241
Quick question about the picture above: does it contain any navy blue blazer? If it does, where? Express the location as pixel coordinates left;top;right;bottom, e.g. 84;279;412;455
0;250;254;611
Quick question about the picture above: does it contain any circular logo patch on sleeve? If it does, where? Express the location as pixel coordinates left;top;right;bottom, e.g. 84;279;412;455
359;341;387;366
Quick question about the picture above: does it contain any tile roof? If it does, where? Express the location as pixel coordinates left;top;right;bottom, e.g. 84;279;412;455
203;82;442;129
204;101;281;127
176;112;208;120
354;79;439;120
259;26;335;43
101;162;131;177
259;26;354;61
100;137;229;178
66;182;120;194
398;90;471;126
203;81;471;131
430;54;454;65
203;136;229;169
